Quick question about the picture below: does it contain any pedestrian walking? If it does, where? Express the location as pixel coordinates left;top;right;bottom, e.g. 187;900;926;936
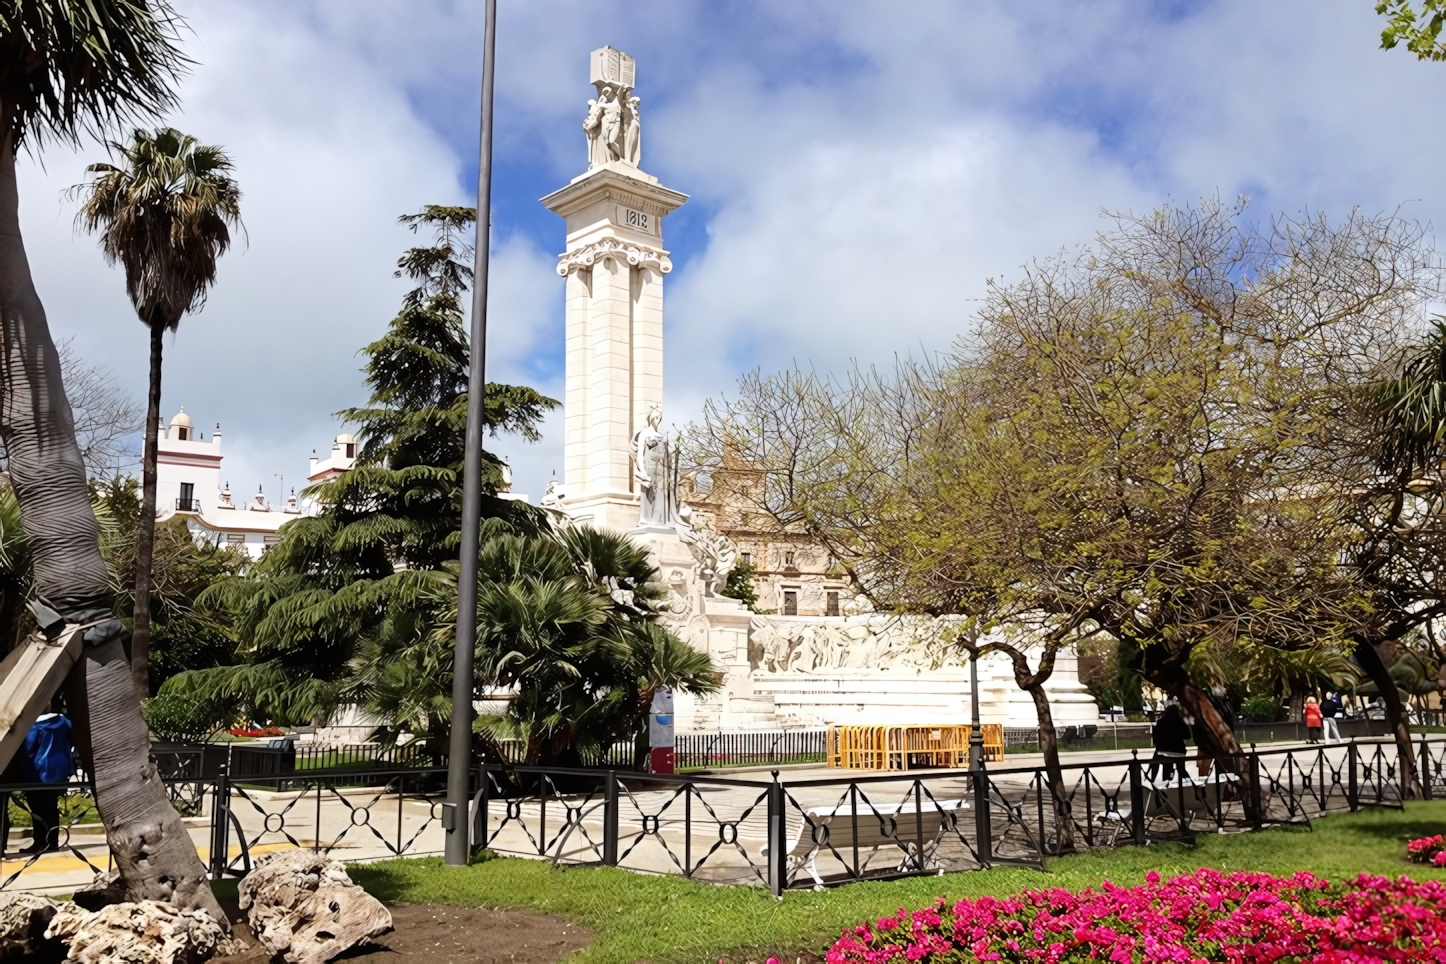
1304;696;1323;745
17;708;74;854
1149;704;1190;782
1321;692;1341;743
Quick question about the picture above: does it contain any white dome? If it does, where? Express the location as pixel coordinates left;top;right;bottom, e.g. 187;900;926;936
335;432;356;445
170;408;193;430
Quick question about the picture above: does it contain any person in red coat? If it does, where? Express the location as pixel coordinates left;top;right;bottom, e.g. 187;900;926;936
1304;696;1323;745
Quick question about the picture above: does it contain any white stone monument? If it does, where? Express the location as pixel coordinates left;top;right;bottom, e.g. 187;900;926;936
542;46;687;535
546;48;1097;733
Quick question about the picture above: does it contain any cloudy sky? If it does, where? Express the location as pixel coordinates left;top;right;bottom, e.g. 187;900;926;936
18;1;1446;500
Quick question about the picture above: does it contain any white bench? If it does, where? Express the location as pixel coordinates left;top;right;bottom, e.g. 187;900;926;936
1091;773;1243;843
764;798;968;889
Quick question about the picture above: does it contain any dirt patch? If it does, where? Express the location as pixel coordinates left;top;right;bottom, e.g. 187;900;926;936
212;902;591;964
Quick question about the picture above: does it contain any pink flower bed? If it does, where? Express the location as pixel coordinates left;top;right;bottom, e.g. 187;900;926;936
825;869;1446;962
1408;834;1446;867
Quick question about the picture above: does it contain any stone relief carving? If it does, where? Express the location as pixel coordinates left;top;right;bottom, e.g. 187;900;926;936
556;238;671;277
748;614;960;675
687;525;737;596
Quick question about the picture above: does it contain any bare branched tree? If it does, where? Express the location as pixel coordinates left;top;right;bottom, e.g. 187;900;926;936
0;340;141;479
56;338;140;476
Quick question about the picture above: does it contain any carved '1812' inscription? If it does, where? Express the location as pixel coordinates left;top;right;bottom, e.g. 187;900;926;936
625;208;650;232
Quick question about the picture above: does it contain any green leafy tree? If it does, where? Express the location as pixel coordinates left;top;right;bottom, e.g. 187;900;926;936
1378;0;1446;60
719;560;759;610
72;126;242;697
0;1;224;918
169;207;717;768
91;476;246;690
1341;317;1446;795
347;527;718;767
690;201;1433;833
165;207;556;723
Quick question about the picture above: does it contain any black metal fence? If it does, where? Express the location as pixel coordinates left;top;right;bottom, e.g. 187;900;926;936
472;736;1442;895
4;736;1444;896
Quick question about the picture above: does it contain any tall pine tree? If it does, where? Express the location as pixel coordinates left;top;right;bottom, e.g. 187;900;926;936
169;208;719;765
167;207;554;723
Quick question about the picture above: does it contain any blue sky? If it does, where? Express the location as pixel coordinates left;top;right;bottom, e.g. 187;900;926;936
16;1;1446;499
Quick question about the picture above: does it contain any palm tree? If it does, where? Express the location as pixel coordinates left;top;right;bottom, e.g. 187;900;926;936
344;525;719;769
73;127;241;698
1359;316;1446;797
0;2;225;923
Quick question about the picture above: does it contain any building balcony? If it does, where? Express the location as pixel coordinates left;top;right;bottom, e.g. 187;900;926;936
175;498;201;513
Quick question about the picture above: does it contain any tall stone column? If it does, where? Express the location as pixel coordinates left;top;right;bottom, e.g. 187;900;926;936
543;47;687;534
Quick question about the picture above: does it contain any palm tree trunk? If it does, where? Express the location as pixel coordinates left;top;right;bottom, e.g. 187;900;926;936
0;124;223;925
130;317;163;696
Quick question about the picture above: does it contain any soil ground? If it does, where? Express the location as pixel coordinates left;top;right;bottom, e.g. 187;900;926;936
6;899;590;964
210;900;593;964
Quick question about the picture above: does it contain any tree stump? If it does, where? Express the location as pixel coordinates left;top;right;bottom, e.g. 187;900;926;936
0;892;60;955
45;900;231;964
237;850;392;964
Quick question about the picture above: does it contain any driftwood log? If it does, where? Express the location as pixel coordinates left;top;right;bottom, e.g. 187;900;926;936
237;850;392;964
0;892;59;955
45;900;232;964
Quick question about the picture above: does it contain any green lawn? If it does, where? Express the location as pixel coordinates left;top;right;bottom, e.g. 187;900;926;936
348;800;1446;964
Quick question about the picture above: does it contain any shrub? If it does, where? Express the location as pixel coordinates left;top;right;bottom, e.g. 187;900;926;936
1240;695;1281;723
141;692;232;744
825;869;1446;962
1408;834;1446;866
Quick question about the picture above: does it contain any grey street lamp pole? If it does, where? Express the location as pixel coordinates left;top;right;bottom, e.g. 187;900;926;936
969;651;984;771
445;0;498;866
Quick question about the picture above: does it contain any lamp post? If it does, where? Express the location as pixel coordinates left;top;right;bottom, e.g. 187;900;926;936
969;650;984;771
445;0;498;867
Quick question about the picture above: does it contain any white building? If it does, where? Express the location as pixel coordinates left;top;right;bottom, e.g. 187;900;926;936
156;409;330;558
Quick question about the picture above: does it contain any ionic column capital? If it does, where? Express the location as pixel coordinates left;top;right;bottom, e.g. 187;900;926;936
557;238;671;277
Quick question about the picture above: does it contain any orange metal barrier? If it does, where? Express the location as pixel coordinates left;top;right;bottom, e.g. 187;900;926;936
828;723;1003;770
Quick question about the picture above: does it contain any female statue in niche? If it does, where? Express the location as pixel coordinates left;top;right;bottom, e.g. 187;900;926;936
634;405;673;526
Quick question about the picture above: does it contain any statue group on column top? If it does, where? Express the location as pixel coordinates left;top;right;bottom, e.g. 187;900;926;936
583;85;641;170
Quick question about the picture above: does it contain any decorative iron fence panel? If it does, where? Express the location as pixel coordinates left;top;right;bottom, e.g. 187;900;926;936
1;737;1438;895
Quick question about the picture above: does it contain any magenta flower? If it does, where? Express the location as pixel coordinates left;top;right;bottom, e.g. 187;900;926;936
826;869;1446;963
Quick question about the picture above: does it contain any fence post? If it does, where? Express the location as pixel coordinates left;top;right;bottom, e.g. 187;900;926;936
1347;739;1359;812
603;770;619;866
1128;750;1145;846
474;763;489;856
1422;739;1434;801
208;765;229;880
1248;745;1262;831
972;765;993;867
767;774;785;896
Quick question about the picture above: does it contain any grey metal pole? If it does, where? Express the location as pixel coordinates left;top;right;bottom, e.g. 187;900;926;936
444;0;497;866
969;652;984;771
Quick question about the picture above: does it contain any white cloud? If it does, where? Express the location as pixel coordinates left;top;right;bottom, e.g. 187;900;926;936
19;0;466;497
19;0;1446;504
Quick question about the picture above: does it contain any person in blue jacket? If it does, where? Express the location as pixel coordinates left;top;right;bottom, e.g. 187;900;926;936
18;708;74;854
